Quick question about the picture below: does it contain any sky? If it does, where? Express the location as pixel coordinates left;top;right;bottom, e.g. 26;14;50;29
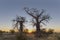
0;0;60;32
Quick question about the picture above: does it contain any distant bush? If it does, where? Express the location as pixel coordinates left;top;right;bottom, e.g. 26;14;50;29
41;28;47;34
47;29;54;34
0;30;3;35
10;30;15;34
23;29;28;34
36;28;54;37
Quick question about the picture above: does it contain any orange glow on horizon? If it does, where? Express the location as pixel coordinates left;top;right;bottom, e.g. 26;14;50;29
0;26;60;33
28;30;32;33
27;29;35;33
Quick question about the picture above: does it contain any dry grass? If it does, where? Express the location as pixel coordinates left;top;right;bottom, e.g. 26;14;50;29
0;33;60;40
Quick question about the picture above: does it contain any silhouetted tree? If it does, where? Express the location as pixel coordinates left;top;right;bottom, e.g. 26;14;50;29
13;16;26;33
24;7;51;37
13;16;28;40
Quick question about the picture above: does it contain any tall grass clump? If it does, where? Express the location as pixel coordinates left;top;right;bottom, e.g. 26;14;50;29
16;32;28;40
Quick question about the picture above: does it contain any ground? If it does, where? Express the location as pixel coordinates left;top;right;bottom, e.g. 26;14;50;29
0;33;60;40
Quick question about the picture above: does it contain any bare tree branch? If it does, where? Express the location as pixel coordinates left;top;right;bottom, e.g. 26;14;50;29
39;14;50;23
24;7;36;18
38;9;44;17
13;22;18;29
41;22;46;26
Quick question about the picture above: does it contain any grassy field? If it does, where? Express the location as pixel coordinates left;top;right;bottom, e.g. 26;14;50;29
0;32;60;40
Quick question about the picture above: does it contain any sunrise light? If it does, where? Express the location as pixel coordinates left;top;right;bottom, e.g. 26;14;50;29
28;30;32;33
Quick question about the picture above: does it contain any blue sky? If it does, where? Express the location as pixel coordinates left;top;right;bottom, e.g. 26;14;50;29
0;0;60;32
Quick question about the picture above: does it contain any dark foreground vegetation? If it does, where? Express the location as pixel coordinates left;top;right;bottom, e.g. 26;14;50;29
0;30;60;40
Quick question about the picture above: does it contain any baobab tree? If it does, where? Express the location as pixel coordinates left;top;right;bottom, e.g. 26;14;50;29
13;16;28;40
13;16;26;33
24;7;51;37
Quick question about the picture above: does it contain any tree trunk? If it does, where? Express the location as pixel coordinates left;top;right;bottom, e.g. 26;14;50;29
19;22;23;33
36;19;40;32
36;19;41;37
36;23;40;33
19;22;23;38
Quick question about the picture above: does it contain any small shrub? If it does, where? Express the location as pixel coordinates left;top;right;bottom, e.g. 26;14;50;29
0;30;3;35
47;29;54;34
10;30;15;34
57;35;60;40
16;32;28;40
